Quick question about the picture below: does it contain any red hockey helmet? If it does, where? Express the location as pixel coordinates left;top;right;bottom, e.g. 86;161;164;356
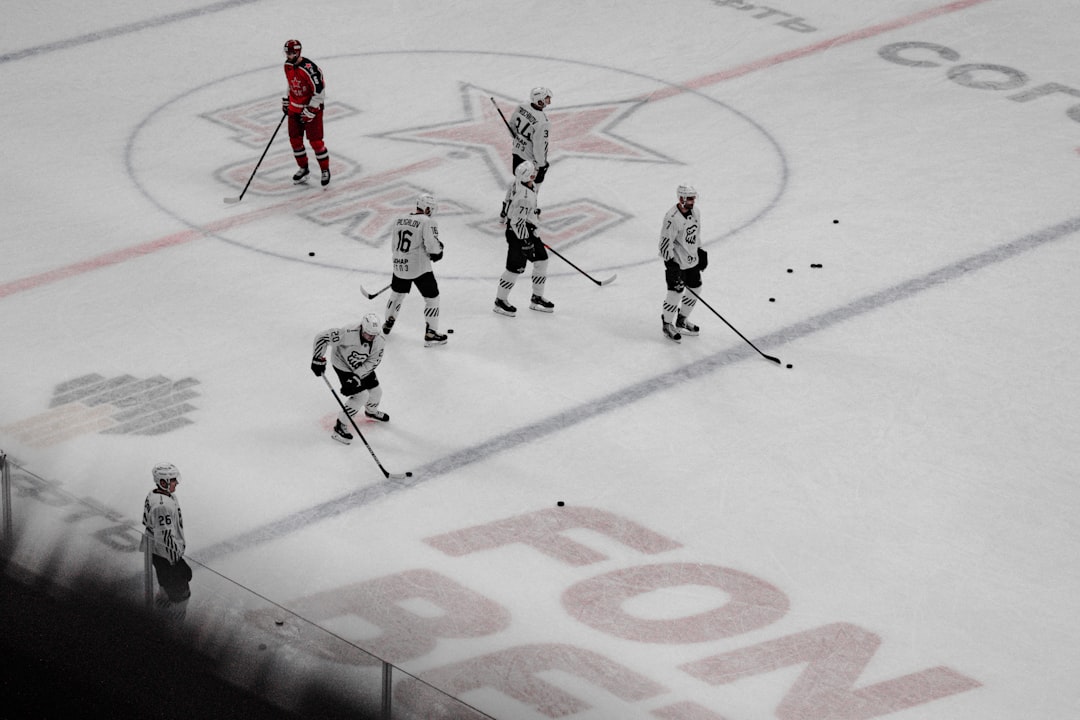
283;39;302;61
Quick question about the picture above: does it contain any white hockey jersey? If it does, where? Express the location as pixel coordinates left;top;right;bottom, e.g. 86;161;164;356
312;323;386;378
658;204;701;270
501;179;540;241
391;212;443;280
509;103;550;166
143;489;185;563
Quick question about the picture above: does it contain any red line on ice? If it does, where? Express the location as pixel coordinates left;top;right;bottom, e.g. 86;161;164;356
1;0;991;301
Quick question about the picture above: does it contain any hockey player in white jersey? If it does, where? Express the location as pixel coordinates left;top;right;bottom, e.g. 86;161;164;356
509;87;552;189
494;160;554;316
382;193;447;346
142;462;191;621
658;184;708;343
311;313;390;443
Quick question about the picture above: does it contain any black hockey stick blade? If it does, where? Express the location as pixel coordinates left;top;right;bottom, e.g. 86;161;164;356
361;283;392;300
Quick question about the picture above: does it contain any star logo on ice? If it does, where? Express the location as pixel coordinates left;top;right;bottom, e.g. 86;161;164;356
375;83;675;182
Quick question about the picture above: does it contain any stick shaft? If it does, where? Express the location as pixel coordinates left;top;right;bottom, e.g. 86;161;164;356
489;97;517;139
687;288;781;363
321;374;394;477
543;244;613;287
228;113;286;203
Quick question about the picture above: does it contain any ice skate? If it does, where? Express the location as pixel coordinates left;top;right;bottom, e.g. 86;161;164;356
320;168;331;187
493;298;517;317
529;294;555;313
331;419;353;444
364;408;390;422
424;325;448;347
292;167;310;184
382;316;395;335
676;314;699;336
662;316;682;343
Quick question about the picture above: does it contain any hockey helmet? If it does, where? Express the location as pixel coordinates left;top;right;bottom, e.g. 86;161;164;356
360;313;381;339
677;184;698;201
283;39;302;60
530;87;552;108
416;193;437;216
152;462;180;491
514;160;537;184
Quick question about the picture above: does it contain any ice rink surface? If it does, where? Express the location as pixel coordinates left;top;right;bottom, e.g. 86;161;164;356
2;1;1079;718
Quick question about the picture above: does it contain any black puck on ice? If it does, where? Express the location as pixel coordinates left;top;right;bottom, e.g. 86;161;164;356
769;297;775;302
787;268;793;273
557;501;564;506
447;328;454;334
786;364;793;369
810;263;822;268
308;252;315;256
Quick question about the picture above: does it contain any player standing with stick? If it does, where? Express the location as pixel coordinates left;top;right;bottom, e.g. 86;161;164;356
283;39;331;187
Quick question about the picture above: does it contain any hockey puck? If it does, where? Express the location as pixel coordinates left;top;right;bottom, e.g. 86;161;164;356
308;252;315;256
447;328;454;334
405;471;413;477
275;619;284;626
786;364;793;369
557;501;564;507
787;268;793;273
833;219;839;224
769;298;775;302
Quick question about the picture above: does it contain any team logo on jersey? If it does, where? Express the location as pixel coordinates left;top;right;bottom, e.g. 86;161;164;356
1;374;200;447
134;51;784;277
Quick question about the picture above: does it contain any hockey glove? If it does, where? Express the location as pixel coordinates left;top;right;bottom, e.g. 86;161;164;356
301;106;318;122
520;239;538;262
428;251;444;262
281;97;289;114
310;357;326;377
697;248;709;272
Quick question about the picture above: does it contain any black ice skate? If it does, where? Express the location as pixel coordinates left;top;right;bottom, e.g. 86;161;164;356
331;419;353;444
292;167;311;184
364;408;390;422
676;314;699;336
382;316;395;335
529;294;555;313
424;324;448;347
493;298;517;317
662;316;682;343
320;169;331;187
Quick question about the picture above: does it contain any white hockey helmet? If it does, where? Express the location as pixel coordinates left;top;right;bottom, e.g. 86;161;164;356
152;462;180;491
677;184;698;202
415;192;436;216
515;160;537;184
530;87;552;108
283;39;302;61
360;312;381;338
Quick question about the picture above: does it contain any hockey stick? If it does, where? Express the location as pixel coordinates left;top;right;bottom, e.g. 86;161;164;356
360;282;392;300
489;97;517;139
321;374;413;479
224;112;286;204
543;244;617;287
686;288;781;364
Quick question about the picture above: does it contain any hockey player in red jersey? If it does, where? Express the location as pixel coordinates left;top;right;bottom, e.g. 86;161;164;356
282;39;331;187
